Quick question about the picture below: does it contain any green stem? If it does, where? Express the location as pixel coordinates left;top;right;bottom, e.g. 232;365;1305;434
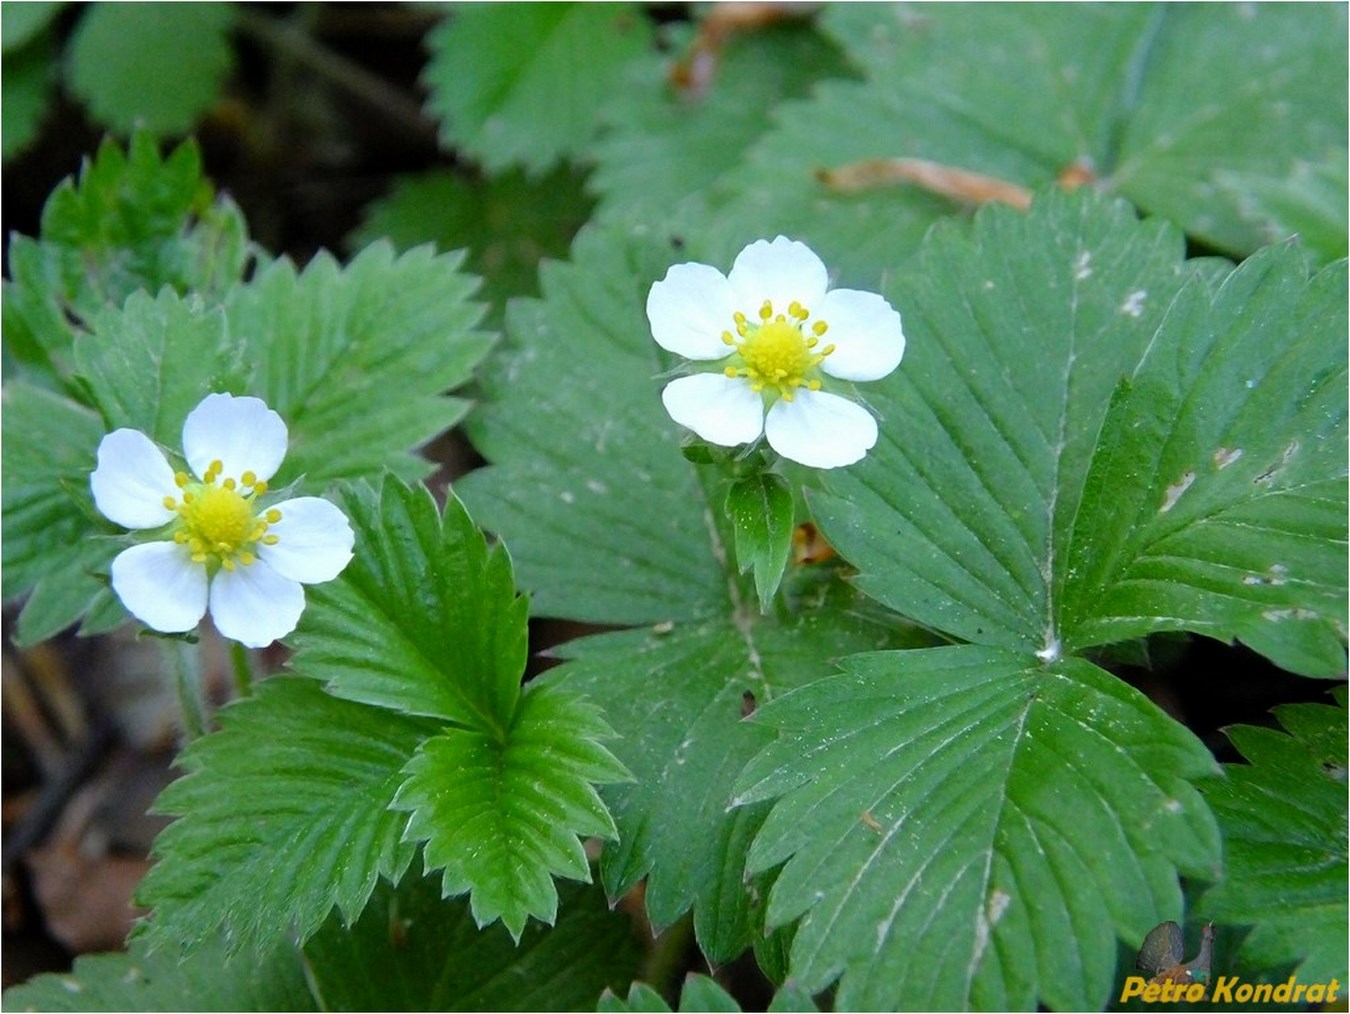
643;911;695;1002
230;641;255;698
169;638;208;742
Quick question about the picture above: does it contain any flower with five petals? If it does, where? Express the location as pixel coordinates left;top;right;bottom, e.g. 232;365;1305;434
90;392;354;648
647;236;905;468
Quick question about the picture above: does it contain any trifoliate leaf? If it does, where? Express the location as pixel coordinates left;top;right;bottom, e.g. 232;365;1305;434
726;472;795;612
733;644;1222;1012
290;479;527;735
3;132;249;384
422;3;651;175
0;933;313;1012
1;382;113;644
223;242;491;486
393;683;630;941
1197;688;1348;983
544;605;924;963
588;18;852;228
2;29;55;162
348;166;593;324
813;191;1346;674
304;872;641;1011
135;677;434;955
66;2;235;134
1060;246;1348;674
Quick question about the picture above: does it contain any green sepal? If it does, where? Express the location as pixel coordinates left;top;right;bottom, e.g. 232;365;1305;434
725;472;795;612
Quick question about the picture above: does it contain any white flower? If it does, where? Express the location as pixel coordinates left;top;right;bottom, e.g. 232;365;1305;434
90;392;355;648
647;236;905;468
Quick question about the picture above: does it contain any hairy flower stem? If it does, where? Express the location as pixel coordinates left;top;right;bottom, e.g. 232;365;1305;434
169;638;208;742
230;640;255;698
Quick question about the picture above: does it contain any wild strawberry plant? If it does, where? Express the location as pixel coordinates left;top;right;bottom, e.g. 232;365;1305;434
3;4;1345;1011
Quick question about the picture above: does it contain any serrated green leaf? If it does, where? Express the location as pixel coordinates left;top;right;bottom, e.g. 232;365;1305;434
545;605;923;963
423;3;650;175
813;191;1346;674
290;479;527;734
135;677;433;955
1;933;313;1012
3;132;249;384
1197;688;1347;982
1;382;113;643
74;288;246;444
222;242;491;487
2;29;55;162
702;5;1345;279
1060;247;1347;674
733;644;1222;1011
305;872;641;1011
394;682;630;941
599;974;740;1013
588;19;852;227
457;225;729;625
726;472;795;611
66;2;235;134
349;166;593;323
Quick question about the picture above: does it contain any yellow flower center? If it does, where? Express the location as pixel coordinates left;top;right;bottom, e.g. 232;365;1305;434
721;299;835;401
162;460;281;572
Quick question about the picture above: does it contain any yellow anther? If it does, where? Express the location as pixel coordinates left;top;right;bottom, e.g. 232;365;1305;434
775;314;787;324
733;311;747;326
821;343;837;356
789;301;809;320
209;460;223;475
175;472;189;488
806;337;819;349
253;480;268;494
223;477;237;490
724;366;738;378
265;508;282;523
808;379;821;390
182;491;196;504
239;552;255;566
241;471;257;487
221;558;236;571
736;321;749;337
722;331;735;346
163;495;178;510
262;534;279;546
759;300;773;320
812;321;828;336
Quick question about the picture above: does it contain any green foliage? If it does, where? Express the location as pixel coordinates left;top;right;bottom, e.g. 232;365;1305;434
813;191;1347;675
4;876;639;1012
134;676;432;955
600;974;741;1013
2;28;56;162
587;17;852;228
304;874;642;1011
222;242;491;486
396;684;628;940
348;167;594;321
726;472;795;611
293;481;526;730
65;2;235;134
423;3;651;175
1197;688;1348;982
0;933;313;1012
734;646;1221;1011
139;478;628;951
3;132;248;385
1;2;65;51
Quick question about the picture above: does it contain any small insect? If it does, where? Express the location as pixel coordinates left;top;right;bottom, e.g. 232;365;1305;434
1136;920;1215;987
860;810;883;832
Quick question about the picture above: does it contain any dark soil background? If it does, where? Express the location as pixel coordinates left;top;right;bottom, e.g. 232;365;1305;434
2;1;1343;999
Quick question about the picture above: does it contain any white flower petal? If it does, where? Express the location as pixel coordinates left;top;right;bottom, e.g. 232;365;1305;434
661;373;765;447
90;429;179;529
182;393;288;483
727;236;829;318
258;496;355;584
816;288;906;381
209;560;305;648
110;541;208;633
647;262;738;360
765;389;878;469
